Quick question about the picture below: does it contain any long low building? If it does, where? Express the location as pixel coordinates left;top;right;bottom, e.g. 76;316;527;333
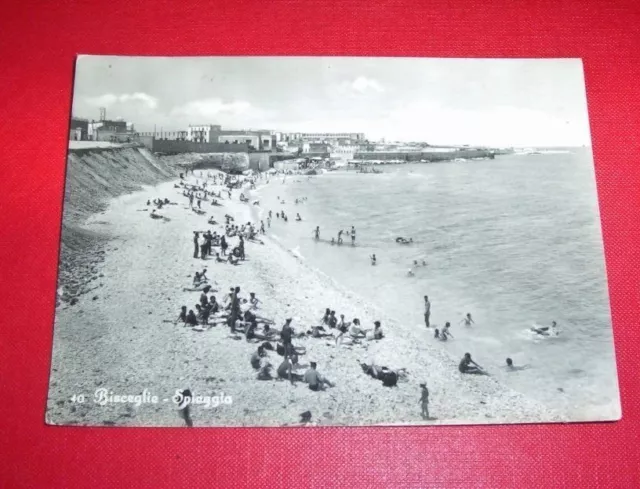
354;149;497;162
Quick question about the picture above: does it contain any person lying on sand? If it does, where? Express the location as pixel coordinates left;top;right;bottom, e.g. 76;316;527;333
359;361;398;387
182;284;213;293
303;362;334;391
307;325;333;338
458;353;487;375
227;254;239;265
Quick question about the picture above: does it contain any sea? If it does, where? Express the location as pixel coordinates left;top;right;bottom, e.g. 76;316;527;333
253;148;620;420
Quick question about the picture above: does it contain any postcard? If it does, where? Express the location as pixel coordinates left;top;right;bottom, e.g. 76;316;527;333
47;56;620;426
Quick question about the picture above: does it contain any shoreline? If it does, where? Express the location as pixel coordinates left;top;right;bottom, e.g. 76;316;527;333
47;169;564;427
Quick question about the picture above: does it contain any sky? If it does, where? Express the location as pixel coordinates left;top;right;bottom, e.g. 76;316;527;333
72;56;592;147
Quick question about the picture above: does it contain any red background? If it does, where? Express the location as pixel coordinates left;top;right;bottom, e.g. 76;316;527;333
1;0;639;487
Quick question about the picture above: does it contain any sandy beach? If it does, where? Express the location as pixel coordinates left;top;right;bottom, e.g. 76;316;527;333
45;166;566;427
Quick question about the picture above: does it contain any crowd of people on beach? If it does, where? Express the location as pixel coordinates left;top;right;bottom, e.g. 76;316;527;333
155;166;559;425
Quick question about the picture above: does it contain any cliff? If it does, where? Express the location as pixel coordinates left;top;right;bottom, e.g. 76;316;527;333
57;146;181;305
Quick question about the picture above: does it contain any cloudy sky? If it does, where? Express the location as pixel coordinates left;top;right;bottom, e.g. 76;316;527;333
72;56;592;147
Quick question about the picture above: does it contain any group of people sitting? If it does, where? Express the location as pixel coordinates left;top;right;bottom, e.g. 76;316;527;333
147;197;172;209
309;309;385;345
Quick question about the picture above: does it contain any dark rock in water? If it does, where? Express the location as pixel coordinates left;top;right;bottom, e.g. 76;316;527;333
70;298;78;305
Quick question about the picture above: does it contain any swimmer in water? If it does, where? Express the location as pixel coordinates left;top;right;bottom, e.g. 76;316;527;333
407;268;415;277
296;213;302;221
396;237;414;244
460;313;474;326
337;230;344;245
370;254;377;266
531;320;559;337
505;358;531;371
331;238;336;245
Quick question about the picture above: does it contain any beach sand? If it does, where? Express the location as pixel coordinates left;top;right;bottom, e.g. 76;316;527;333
47;170;564;427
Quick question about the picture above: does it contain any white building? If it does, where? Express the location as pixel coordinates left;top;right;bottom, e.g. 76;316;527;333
187;125;221;142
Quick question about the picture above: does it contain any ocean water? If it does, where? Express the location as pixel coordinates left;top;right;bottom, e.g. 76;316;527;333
254;149;620;419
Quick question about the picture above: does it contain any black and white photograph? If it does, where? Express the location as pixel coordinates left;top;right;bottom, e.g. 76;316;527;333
47;56;620;427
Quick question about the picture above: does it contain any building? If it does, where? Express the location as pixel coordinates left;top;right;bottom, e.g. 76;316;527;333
187;125;222;143
86;119;134;142
214;129;277;150
283;132;366;144
303;142;331;153
69;117;89;141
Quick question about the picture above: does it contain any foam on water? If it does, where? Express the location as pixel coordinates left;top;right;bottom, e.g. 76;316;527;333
255;150;620;419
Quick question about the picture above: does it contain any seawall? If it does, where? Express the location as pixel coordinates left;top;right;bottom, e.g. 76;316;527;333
354;148;501;162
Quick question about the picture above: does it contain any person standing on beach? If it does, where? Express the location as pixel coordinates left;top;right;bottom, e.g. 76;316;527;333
424;296;431;328
229;286;241;332
176;389;193;427
350;226;356;245
370;254;377;265
220;236;228;256
267;216;271;228
419;383;429;419
337;230;344;245
193;232;200;259
280;318;293;353
239;236;245;260
313;226;320;240
260;221;265;234
200;234;207;260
